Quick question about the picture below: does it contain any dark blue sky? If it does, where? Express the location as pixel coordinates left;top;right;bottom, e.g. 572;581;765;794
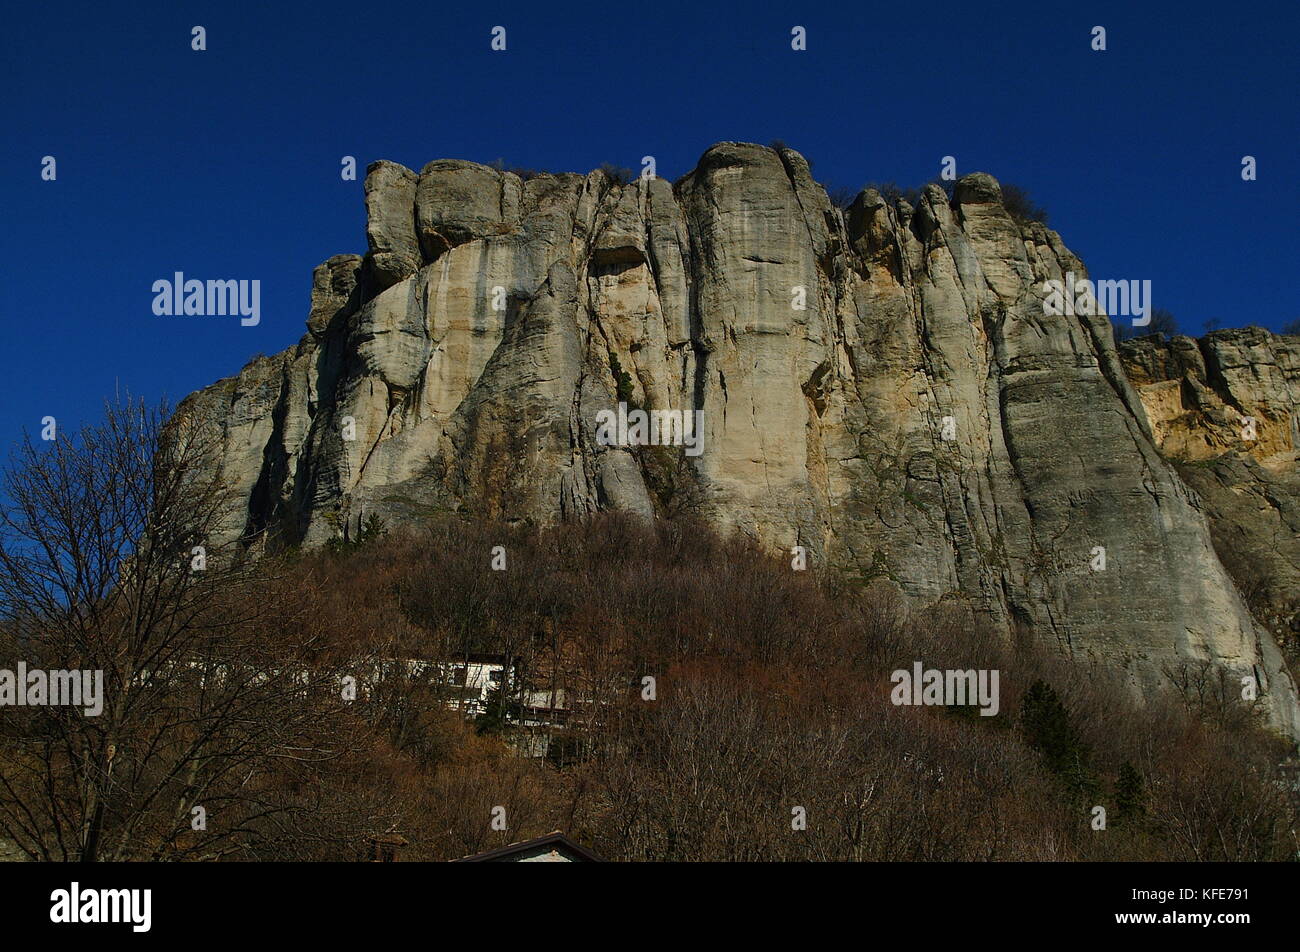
3;0;1297;441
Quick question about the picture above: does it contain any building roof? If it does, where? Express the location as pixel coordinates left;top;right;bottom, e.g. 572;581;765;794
453;831;604;863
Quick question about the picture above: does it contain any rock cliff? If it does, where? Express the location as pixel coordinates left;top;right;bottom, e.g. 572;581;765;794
1119;329;1300;676
177;143;1300;736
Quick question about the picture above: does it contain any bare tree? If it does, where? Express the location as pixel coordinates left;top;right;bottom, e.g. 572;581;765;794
1114;307;1178;341
0;396;374;860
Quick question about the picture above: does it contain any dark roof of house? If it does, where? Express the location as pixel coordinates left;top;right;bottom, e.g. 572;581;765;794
452;831;604;863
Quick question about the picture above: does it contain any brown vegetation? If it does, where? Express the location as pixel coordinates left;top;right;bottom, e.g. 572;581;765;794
0;401;1294;861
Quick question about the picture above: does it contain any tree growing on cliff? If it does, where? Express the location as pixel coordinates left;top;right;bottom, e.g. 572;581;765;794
825;185;859;209
1114;307;1178;341
598;163;634;186
999;183;1049;225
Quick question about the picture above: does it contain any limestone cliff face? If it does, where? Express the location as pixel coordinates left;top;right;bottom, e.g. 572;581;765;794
178;143;1300;736
1120;330;1300;671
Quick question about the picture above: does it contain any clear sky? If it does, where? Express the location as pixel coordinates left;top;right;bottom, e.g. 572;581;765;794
3;0;1297;441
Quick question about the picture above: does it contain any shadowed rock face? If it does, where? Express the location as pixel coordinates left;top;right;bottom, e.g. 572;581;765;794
177;142;1300;737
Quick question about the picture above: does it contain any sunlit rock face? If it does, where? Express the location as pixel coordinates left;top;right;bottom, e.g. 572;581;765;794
177;143;1300;737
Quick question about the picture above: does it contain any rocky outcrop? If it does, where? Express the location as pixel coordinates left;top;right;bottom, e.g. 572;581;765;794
177;143;1300;737
1120;329;1300;674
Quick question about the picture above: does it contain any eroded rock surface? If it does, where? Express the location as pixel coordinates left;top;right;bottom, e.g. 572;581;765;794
177;144;1300;736
1120;329;1300;685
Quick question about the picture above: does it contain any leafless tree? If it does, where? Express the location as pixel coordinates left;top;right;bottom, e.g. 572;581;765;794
0;396;375;860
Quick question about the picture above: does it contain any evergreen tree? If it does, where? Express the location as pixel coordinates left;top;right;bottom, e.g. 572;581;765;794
1114;760;1146;826
474;685;522;735
1020;680;1096;797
